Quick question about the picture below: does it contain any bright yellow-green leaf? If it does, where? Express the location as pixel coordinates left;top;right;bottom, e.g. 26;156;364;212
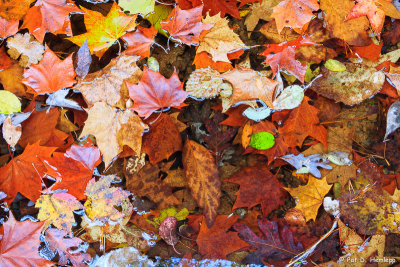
0;90;21;114
119;0;155;15
147;207;189;227
146;4;172;37
68;2;137;56
304;63;320;83
324;59;346;72
147;57;159;72
281;70;297;84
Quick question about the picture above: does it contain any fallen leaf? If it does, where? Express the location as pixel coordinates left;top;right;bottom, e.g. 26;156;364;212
22;0;81;42
225;165;287;216
197;14;246;63
68;2;136;55
22;46;76;95
219;67;280;108
161;6;213;46
0;62;27;97
176;0;241;18
80;102;148;167
2;116;22;148
197;215;248;259
45;228;91;267
0;17;18;39
119;0;155;15
0;0;34;20
0;213;52;266
271;0;319;33
0;91;21;114
284;176;332;221
193;51;234;72
245;0;282;33
233;217;303;265
91;247;154;266
186;68;224;98
183;140;221;228
281;153;333;178
6;33;44;68
74;40;91;79
122;26;157;59
73;54;142;108
127;67;188;118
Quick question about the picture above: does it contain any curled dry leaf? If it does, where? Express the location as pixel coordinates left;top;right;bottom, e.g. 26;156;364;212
182;140;221;228
197;14;246;63
310;63;385;105
80;102;148;167
6;33;44;68
186;68;224;98
73;55;142;108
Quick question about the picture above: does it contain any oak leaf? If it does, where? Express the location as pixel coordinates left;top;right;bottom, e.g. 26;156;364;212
22;0;81;42
0;0;34;20
142;114;183;164
36;192;84;234
271;0;319;33
161;6;213;46
182;140;221;228
176;0;241;18
219;67;280;108
22;47;76;94
197;14;246;63
0;213;52;266
280;97;327;148
284;176;332;221
68;2;136;55
80;102;148;167
73;54;142;108
127;67;188;118
45;228;91;267
197;215;248;259
260;36;316;83
122;26;157;59
0;142;56;203
225;165;287;216
124;159;180;209
0;17;18;39
233;218;303;265
84;175;131;222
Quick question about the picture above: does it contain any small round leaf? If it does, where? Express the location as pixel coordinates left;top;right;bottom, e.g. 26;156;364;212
0;91;21;114
249;132;275;150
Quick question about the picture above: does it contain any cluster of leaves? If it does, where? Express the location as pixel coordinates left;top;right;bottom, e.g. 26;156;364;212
2;0;400;266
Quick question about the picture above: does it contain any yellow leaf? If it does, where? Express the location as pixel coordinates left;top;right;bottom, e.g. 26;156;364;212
284;176;332;221
68;2;137;56
324;59;346;71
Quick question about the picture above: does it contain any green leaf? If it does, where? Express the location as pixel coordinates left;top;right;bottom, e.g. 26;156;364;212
147;57;160;72
146;4;172;37
324;59;346;72
0;91;21;114
148;207;189;227
249;132;275;150
119;0;155;16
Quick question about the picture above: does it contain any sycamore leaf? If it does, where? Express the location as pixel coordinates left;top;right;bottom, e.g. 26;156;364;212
182;140;221;228
197;13;246;63
6;33;44;68
80;102;148;167
127;67;188;118
122;26;157;59
176;0;241;18
36;192;84;234
260;36;316;83
68;2;136;56
73;54;142;108
233;217;304;265
45;228;91;267
0;142;56;203
225;165;287;216
22;47;76;94
0;0;34;20
271;0;319;33
219;67;280;108
119;0;155;15
22;0;81;42
284;176;332;221
197;215;248;259
84;175;131;222
0;17;18;39
161;6;213;46
0;213;52;266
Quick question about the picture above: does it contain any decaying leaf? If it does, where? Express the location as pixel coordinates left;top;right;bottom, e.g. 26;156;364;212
245;0;282;33
186;68;224;98
80;102;148;167
6;33;44;68
281;153;333;178
91;247;154;267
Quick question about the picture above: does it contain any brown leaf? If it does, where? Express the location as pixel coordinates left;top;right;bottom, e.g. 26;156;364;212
182;140;221;227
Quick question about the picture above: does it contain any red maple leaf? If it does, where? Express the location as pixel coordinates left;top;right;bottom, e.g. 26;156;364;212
161;6;213;46
176;0;241;19
44;143;101;200
197;215;249;259
225;165;288;216
260;36;316;83
122;26;157;58
22;0;81;42
345;0;385;35
0;213;53;266
0;17;18;39
0;142;56;203
126;67;188;118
